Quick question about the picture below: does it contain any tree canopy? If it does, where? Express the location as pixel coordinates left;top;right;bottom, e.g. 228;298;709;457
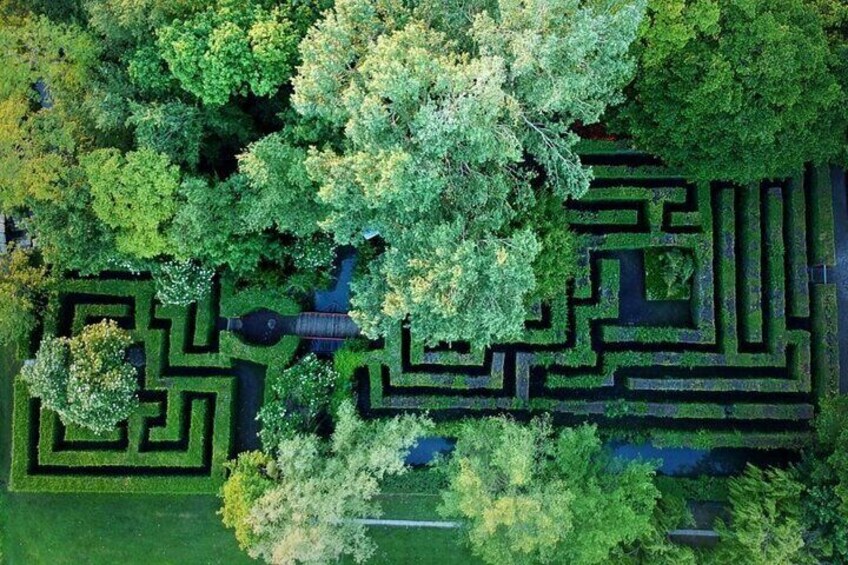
710;465;808;565
294;0;645;345
622;0;845;183
20;320;139;434
0;246;52;354
81;148;179;259
220;401;432;565
0;15;98;211
157;0;327;105
439;416;660;565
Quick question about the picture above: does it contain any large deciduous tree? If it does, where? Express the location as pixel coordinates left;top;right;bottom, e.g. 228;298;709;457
220;401;432;564
350;224;540;345
710;465;808;565
793;396;848;562
157;0;327;106
20;320;139;434
80;147;179;259
125;101;204;168
169;175;269;274
237;132;325;237
622;0;845;183
0;16;98;210
294;0;644;346
0;246;52;354
439;416;660;565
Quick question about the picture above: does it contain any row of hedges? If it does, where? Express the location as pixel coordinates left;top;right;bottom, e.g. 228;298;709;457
10;274;301;494
353;156;838;452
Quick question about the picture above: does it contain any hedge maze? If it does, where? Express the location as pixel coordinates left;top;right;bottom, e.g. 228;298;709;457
358;144;841;450
11;276;299;493
10;144;842;492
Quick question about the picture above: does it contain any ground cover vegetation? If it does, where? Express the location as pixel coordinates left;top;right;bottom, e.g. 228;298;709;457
1;0;848;563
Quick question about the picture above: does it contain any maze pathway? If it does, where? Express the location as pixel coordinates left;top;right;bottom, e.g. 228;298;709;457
355;145;841;450
11;277;299;493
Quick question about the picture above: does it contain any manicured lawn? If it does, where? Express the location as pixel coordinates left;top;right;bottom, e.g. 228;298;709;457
367;527;479;565
2;494;252;565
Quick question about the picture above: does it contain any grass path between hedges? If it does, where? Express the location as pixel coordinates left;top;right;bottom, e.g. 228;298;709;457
0;346;478;565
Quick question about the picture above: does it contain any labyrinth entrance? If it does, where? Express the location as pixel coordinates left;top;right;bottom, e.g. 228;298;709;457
356;145;841;450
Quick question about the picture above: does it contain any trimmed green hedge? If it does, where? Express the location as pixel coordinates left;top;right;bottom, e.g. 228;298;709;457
11;273;299;494
351;152;837;452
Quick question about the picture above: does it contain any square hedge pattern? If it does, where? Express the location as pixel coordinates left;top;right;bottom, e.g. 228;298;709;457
11;276;299;493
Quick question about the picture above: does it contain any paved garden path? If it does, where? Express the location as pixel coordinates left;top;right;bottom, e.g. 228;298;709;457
830;166;848;393
350;518;461;529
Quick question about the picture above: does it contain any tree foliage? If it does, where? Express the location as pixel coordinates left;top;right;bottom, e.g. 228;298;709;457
350;225;539;346
524;195;579;302
294;0;644;345
0;246;51;354
169;175;268;273
83;0;205;44
157;0;326;105
622;0;845;183
813;396;848;509
611;493;697;564
237;132;325;237
256;353;349;451
0;16;98;210
221;401;432;564
81;148;179;259
20;319;138;434
27;174;130;275
711;465;808;565
793;396;848;562
220;450;276;551
126;101;203;168
439;416;660;565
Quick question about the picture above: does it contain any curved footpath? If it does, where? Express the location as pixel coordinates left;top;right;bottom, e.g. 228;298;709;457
831;166;848;393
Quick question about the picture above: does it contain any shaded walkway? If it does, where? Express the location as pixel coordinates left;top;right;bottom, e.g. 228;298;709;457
831;167;848;393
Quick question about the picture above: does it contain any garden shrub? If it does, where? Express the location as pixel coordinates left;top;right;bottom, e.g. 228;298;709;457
257;353;349;451
644;247;693;300
20;319;138;434
153;259;215;306
332;339;368;380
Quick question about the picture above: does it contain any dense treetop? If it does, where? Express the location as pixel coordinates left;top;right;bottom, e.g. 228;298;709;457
293;0;644;345
622;0;846;183
439;416;663;565
0;0;846;344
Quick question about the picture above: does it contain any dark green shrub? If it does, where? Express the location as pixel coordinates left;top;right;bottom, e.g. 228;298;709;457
644;247;693;300
257;354;349;451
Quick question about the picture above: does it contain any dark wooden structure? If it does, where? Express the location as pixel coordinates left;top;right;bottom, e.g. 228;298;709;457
294;312;360;340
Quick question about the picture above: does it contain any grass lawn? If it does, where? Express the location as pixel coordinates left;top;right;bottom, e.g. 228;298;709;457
2;493;252;565
0;347;477;564
366;527;478;565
